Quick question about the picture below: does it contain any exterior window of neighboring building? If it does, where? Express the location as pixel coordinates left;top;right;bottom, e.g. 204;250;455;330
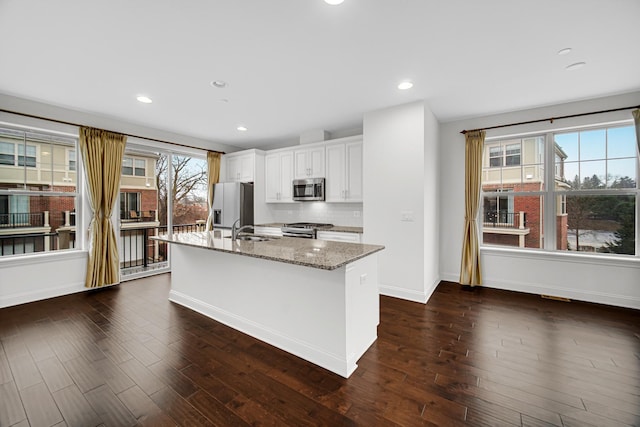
69;150;76;171
0;141;37;167
0;127;78;257
505;143;521;166
481;123;638;256
122;157;146;176
120;192;140;219
489;146;503;167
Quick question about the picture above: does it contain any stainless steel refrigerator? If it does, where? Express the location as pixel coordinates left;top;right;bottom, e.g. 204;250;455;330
210;182;254;229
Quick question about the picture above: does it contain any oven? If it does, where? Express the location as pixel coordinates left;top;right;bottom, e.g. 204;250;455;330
281;222;333;239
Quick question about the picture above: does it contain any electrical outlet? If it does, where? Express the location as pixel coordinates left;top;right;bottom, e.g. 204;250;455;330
360;273;368;285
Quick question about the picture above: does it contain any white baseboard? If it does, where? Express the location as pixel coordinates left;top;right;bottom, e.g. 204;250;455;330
438;271;640;310
1;281;86;308
378;278;439;304
169;290;359;377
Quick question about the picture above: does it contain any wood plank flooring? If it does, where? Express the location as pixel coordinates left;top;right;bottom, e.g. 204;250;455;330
1;274;639;426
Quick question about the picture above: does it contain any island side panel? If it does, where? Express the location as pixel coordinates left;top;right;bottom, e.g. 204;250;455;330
168;244;353;376
345;254;379;371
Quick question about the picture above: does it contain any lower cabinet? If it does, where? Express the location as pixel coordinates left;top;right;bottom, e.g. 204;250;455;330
316;231;362;243
254;226;283;237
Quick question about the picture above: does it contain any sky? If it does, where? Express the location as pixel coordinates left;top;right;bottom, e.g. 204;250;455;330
554;124;637;187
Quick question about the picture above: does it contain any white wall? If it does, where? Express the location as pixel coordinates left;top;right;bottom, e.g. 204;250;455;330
439;91;640;309
363;101;439;303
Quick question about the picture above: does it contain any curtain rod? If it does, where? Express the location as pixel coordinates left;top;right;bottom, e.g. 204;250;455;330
0;107;225;154
460;105;640;135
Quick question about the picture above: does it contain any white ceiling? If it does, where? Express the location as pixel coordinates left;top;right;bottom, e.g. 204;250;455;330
1;0;639;150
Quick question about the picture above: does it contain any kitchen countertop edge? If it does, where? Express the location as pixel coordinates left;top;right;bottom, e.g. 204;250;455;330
152;232;383;271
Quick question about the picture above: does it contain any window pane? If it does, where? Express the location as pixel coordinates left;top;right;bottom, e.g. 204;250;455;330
607;126;637;158
483;137;544;191
563;194;635;255
580;129;606;161
607;159;636;187
122;157;133;175
482;195;542;249
0;127;78;258
170;155;208;228
579;160;606;189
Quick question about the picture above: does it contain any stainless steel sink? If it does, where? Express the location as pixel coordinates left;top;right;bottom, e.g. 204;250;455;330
237;235;271;242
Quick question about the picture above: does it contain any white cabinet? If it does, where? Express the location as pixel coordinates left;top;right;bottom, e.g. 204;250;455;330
317;231;362;243
293;146;325;179
325;139;363;202
224;152;254;182
265;150;294;203
254;226;283;237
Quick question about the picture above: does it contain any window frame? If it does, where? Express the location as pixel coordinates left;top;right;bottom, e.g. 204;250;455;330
122;156;146;176
480;121;639;259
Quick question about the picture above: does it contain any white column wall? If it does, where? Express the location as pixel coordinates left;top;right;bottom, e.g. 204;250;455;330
363;101;439;303
439;91;640;309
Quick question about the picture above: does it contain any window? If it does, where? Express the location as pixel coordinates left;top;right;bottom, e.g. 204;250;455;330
0;141;37;167
487;141;522;168
120;192;140;219
481;123;638;256
69;150;76;171
0;127;78;257
122;156;145;176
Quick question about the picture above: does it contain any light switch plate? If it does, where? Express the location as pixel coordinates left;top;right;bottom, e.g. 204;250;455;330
401;210;414;222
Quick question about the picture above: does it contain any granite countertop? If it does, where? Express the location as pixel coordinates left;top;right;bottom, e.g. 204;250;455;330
255;223;364;234
152;231;383;271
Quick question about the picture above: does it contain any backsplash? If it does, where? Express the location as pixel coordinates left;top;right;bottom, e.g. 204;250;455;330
266;203;363;227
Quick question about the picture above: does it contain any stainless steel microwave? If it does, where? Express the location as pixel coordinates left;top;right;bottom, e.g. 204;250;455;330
292;178;325;201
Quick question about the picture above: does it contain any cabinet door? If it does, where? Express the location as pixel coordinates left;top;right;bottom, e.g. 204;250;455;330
345;141;363;201
279;151;294;201
325;143;346;202
265;154;280;202
239;155;254;182
293;150;309;179
226;156;240;182
308;147;325;178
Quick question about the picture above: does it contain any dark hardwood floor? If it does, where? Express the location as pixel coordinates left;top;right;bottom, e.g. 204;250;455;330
1;274;639;427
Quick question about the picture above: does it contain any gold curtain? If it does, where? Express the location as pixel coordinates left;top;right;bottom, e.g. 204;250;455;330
205;151;222;231
79;127;126;288
459;130;485;286
633;109;640;156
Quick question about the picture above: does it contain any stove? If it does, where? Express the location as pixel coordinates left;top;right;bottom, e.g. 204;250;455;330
281;222;334;238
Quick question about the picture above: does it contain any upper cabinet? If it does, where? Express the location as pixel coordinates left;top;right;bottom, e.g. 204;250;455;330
325;139;363;202
223;151;255;182
265;149;294;203
293;146;325;179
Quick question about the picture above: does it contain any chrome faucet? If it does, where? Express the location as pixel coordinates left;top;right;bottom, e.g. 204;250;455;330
231;219;254;240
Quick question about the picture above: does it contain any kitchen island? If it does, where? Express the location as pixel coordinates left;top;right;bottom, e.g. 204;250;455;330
154;231;384;378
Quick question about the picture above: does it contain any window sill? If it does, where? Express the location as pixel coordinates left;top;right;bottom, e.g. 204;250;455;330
0;249;87;268
480;245;640;269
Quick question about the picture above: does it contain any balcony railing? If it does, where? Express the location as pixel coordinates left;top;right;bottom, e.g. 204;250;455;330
0;212;45;228
0;231;75;256
119;222;205;271
483;211;526;228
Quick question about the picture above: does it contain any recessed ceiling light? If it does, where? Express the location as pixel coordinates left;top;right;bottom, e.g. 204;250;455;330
136;95;153;104
397;81;413;90
324;0;344;4
565;62;586;71
237;126;248;132
557;48;572;55
210;80;227;88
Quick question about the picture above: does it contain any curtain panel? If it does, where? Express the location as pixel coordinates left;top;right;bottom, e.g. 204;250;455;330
205;151;222;231
79;127;126;288
459;130;485;286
